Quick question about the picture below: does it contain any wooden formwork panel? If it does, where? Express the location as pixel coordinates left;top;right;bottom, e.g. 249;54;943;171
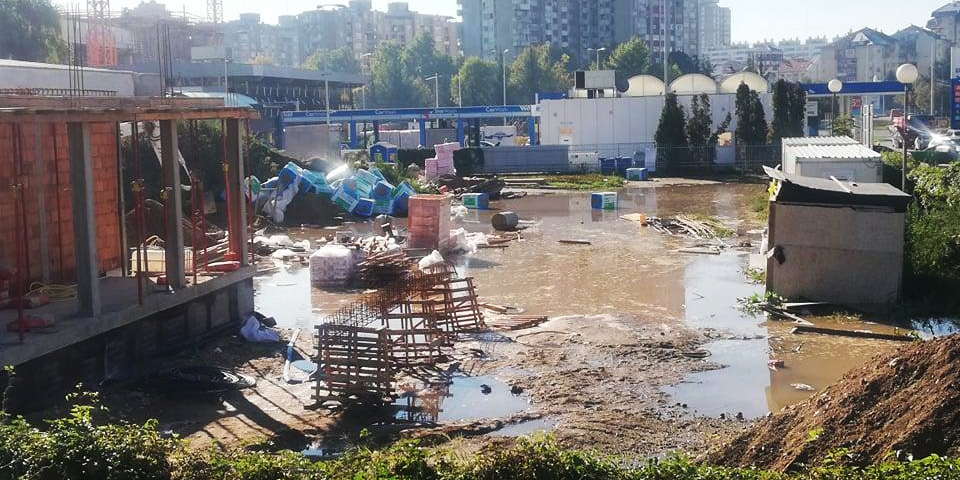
315;324;393;405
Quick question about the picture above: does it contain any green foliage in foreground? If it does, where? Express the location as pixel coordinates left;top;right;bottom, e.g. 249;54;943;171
3;392;960;480
905;164;960;287
546;175;627;190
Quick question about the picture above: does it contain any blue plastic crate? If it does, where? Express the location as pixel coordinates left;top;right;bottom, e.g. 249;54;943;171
352;198;375;217
599;158;617;175
371;180;395;201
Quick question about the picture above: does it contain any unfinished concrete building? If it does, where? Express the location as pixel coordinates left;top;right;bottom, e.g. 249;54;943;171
0;94;258;411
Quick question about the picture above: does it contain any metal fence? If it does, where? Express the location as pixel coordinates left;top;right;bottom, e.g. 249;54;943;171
654;144;780;175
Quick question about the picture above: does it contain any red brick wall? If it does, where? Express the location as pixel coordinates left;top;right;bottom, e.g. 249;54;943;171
0;121;123;285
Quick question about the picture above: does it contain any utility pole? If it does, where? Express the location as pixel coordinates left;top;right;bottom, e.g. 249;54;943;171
662;0;669;86
931;38;936;115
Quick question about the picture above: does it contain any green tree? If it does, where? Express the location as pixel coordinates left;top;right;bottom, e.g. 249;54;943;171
770;80;807;144
507;44;571;105
655;92;689;167
832;114;855;137
302;46;360;73
0;0;67;63
686;94;731;167
647;62;683;82
402;33;458;106
452;57;500;106
669;51;713;76
604;36;652;90
366;42;430;108
735;83;769;162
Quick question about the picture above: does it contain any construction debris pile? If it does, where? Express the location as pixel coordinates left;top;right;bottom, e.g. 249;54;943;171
254;161;416;224
643;215;729;240
708;334;960;470
314;260;488;407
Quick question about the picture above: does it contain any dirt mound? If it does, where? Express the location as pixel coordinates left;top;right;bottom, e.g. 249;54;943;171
707;334;960;471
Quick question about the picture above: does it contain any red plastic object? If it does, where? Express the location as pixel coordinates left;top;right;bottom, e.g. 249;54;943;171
6;294;51;310
207;261;241;273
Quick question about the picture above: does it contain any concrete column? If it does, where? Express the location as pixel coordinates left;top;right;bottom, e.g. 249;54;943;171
224;119;249;266
33;121;50;282
418;118;427;147
528;117;538;145
456;118;465;147
159;120;185;289
67;122;101;317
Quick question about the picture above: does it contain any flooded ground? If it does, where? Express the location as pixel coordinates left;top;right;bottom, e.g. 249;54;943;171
241;180;948;457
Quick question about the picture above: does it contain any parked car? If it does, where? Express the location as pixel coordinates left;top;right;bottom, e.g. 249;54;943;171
890;114;935;150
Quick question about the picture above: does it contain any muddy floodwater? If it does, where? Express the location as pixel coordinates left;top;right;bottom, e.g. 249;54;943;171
254;181;937;455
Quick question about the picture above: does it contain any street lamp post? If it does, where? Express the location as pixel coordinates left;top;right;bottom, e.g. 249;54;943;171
361;52;372;109
499;49;509;125
897;63;920;191
595;47;607;70
828;79;843;134
426;74;439;108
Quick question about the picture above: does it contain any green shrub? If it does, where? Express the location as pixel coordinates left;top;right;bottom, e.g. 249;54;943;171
5;389;960;480
904;165;960;289
0;391;175;480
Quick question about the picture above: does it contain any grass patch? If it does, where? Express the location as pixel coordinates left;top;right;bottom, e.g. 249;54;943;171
750;184;772;222
545;174;626;190
744;267;766;285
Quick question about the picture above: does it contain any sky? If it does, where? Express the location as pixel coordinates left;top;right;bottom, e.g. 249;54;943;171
63;0;941;44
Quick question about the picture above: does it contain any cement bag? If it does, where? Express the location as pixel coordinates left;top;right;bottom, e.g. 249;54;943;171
310;244;356;288
240;316;280;343
418;250;445;271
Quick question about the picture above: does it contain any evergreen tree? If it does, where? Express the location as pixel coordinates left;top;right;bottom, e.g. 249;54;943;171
655;93;689;167
770;80;807;144
686;94;731;168
735;83;770;162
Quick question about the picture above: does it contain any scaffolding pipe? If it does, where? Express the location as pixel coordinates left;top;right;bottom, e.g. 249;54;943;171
132;122;145;304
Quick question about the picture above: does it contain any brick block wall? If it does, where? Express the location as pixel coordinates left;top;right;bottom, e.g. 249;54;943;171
407;195;451;250
0;121;122;286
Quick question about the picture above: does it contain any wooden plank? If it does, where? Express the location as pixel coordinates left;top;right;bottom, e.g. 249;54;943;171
791;326;914;342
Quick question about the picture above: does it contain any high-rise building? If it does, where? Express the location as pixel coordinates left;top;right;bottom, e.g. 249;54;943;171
699;0;731;51
460;0;647;66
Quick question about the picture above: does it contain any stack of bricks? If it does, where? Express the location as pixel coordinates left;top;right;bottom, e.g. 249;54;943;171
424;142;459;180
0;121;122;286
407;195;451;250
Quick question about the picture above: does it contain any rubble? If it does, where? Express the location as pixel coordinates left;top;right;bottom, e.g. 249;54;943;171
708;335;960;470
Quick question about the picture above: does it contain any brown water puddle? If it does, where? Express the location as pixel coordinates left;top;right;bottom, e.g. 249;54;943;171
254;183;941;421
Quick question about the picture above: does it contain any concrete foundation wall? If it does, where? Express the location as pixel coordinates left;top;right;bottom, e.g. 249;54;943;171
3;276;254;412
0;122;122;283
767;202;905;306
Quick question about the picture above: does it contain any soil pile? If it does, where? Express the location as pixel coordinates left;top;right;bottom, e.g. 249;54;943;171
708;334;960;470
